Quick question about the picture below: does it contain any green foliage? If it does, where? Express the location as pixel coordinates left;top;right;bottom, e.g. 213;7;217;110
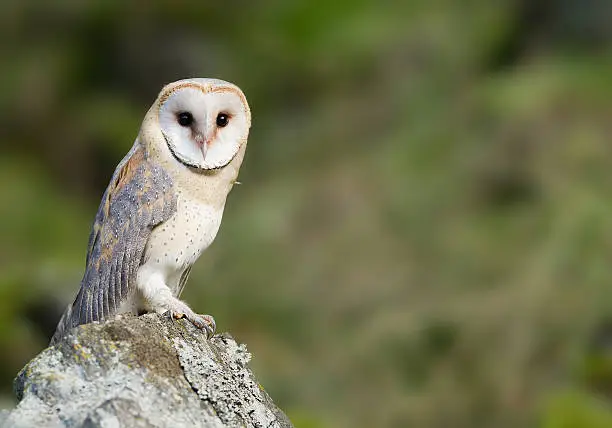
541;391;612;428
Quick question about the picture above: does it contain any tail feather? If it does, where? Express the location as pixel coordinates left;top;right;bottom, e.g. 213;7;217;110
49;303;75;345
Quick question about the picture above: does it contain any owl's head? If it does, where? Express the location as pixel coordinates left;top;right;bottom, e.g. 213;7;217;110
154;78;251;170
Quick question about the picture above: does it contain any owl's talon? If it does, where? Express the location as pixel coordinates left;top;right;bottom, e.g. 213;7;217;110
160;305;214;338
186;314;216;339
202;314;216;339
162;310;185;321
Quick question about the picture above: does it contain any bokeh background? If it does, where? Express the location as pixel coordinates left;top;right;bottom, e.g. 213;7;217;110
2;1;612;427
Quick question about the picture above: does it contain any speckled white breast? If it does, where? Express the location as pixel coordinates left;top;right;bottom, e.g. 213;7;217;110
141;192;224;293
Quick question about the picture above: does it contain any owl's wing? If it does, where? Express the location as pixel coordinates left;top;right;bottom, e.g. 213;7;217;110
51;142;177;344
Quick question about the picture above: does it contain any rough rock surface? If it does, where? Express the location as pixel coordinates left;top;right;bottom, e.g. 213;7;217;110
0;313;292;428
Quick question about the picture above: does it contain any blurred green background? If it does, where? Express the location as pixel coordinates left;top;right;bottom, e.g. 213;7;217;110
2;1;612;427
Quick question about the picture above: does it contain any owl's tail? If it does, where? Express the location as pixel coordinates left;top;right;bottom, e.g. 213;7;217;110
49;303;75;345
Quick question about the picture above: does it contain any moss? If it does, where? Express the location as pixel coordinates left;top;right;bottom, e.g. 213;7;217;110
50;315;185;380
99;316;183;379
101;323;134;342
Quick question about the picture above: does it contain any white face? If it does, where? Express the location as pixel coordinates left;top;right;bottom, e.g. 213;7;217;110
158;82;250;170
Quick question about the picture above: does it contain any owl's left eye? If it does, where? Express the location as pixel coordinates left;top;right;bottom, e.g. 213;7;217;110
216;113;229;127
177;112;193;127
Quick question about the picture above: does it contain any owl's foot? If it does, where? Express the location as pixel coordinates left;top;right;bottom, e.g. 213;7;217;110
139;281;216;339
190;313;216;339
165;309;216;339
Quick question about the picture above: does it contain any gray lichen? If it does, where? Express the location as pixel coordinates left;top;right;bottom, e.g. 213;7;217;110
2;313;292;428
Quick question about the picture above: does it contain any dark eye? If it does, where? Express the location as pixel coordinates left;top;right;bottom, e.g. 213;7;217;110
177;112;193;127
216;113;229;127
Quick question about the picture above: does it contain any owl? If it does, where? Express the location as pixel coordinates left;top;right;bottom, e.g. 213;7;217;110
50;78;251;344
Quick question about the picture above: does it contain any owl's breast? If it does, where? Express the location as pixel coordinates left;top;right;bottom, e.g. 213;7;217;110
143;191;225;291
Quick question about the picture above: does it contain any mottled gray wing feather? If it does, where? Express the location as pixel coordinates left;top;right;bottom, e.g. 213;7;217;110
50;143;177;344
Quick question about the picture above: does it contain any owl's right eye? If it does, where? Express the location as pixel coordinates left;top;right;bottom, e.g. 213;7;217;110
177;112;193;127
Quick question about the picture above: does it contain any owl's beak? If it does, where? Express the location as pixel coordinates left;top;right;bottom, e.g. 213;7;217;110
194;133;207;160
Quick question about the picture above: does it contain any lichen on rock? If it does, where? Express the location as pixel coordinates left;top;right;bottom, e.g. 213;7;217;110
2;313;293;428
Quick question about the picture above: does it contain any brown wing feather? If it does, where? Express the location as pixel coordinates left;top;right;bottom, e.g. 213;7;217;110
50;142;177;344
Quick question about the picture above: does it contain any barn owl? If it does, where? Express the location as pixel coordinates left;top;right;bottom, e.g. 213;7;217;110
50;78;251;344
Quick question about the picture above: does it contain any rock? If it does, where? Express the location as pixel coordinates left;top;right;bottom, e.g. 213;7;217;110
1;313;293;428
